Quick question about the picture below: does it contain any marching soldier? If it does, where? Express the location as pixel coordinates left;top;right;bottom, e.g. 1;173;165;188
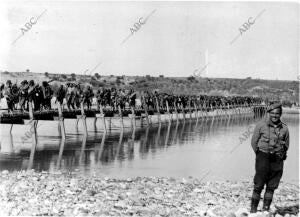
83;85;94;110
42;81;53;110
66;83;76;110
19;80;29;111
28;80;43;111
56;84;66;107
0;83;4;99
4;80;14;113
128;88;136;108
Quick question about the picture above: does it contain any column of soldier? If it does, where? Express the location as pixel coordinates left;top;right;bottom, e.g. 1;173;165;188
0;79;263;114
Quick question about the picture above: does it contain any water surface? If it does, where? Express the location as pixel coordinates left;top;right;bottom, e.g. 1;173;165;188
0;114;298;184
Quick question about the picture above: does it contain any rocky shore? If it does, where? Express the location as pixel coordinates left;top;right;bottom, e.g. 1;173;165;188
0;170;298;217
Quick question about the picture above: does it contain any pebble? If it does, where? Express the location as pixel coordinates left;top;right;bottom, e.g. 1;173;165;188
0;171;298;217
2;170;9;175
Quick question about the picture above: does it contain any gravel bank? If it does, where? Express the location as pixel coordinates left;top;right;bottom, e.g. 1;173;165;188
0;170;298;216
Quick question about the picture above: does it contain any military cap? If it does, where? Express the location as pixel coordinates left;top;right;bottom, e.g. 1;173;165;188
6;80;12;85
29;80;35;86
21;80;28;84
267;102;282;112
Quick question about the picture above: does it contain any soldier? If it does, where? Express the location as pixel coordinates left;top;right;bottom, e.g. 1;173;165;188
66;83;76;110
42;81;53;110
111;88;117;111
19;80;29;111
96;87;105;107
4;80;14;113
0;83;4;99
104;88;111;109
128;89;136;109
28;80;43;111
56;84;66;107
117;89;126;110
250;103;289;213
83;85;94;110
74;84;83;109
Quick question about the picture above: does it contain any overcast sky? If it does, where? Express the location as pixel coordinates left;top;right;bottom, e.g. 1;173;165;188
0;1;298;80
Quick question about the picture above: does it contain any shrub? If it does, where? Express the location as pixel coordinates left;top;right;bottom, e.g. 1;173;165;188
61;74;67;79
187;76;195;81
94;73;100;79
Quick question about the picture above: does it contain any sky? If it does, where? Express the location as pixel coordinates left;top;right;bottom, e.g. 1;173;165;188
0;1;299;80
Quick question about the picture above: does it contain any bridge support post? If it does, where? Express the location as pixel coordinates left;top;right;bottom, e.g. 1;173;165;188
28;101;34;120
130;106;136;130
155;98;161;124
28;120;38;170
166;101;171;123
118;105;124;131
143;106;150;126
173;102;179;122
76;102;87;136
181;105;186;120
194;104;199;120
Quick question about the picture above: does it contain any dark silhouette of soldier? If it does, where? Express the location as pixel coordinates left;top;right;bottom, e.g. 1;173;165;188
96;87;105;107
83;85;94;110
19;80;29;111
42;81;53;110
128;89;136;108
28;80;43;111
66;83;76;110
0;83;4;99
4;80;14;113
56;84;66;106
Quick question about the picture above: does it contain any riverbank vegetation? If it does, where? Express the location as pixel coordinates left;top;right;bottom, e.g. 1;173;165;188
1;71;299;105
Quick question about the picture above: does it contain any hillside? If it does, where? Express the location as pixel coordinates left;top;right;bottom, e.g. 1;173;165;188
0;71;299;104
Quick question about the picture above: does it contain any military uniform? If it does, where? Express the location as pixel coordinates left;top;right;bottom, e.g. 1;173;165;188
4;80;14;112
83;86;94;110
42;81;53;110
56;85;66;105
19;80;29;111
250;103;289;212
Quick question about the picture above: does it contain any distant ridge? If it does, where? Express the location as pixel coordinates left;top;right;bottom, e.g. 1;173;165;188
0;71;299;105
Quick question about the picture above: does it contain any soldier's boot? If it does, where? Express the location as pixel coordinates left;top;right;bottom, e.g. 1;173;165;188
250;189;261;213
262;199;272;211
262;189;274;212
250;198;260;213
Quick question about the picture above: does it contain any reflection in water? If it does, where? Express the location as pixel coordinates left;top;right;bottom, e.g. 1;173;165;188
0;114;298;183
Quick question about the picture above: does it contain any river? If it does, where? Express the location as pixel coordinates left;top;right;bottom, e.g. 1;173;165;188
0;114;298;185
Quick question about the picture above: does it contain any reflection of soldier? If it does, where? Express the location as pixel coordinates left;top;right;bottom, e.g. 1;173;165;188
250;103;289;213
42;81;53;110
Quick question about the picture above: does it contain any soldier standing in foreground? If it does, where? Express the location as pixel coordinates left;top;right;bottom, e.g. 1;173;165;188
250;103;289;213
